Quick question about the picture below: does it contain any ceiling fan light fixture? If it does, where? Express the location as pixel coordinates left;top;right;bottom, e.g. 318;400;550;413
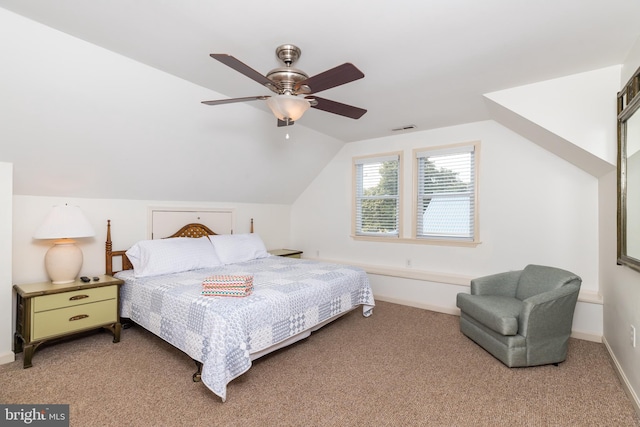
266;94;310;121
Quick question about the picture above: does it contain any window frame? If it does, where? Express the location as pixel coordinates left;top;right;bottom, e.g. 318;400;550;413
412;141;480;244
352;152;403;240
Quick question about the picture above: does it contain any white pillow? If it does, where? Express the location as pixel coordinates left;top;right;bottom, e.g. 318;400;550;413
126;236;222;278
208;233;269;265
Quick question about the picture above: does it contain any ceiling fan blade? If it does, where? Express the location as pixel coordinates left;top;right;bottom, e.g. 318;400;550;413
210;54;281;92
201;96;269;106
295;63;364;94
307;96;367;119
277;119;295;127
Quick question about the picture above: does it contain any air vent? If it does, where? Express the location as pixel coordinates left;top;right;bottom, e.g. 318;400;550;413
392;124;416;132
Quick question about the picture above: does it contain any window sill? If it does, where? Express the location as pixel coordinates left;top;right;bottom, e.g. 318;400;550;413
351;235;481;248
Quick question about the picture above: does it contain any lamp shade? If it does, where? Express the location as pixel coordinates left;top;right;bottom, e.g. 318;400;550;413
33;204;95;240
266;94;311;122
34;204;95;284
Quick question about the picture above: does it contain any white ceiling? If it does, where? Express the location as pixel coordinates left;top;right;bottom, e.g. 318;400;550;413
2;0;639;143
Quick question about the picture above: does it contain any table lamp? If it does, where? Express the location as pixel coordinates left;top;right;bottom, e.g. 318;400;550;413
33;204;95;284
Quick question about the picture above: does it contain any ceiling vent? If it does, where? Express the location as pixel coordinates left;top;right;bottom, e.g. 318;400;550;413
392;124;416;132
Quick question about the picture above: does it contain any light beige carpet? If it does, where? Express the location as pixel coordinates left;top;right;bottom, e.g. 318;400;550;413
1;301;638;426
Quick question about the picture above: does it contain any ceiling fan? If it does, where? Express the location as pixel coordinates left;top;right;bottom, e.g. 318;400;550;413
202;44;367;127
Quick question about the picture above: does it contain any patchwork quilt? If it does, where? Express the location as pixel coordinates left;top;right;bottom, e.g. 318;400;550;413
116;256;375;401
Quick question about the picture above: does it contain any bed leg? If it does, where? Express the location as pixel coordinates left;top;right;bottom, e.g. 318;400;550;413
193;360;202;382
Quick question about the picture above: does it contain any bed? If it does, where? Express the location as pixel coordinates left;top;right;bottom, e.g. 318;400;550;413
105;220;375;401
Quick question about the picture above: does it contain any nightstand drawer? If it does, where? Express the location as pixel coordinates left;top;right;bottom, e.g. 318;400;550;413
33;285;117;312
32;299;117;340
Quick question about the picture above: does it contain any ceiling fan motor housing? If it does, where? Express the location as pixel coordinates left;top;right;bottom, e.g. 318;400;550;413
266;44;308;94
266;67;308;94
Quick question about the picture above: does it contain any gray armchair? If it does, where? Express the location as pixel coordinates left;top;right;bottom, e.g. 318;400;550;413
456;264;581;367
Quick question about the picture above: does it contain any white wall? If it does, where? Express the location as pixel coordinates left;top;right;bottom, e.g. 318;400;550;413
0;162;13;364
600;171;640;405
600;36;640;411
12;196;292;285
291;120;602;337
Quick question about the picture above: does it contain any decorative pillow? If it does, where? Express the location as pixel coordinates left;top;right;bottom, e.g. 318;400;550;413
208;233;269;265
126;236;222;278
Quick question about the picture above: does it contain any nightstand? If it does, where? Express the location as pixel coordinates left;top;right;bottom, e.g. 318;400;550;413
268;249;303;258
14;275;124;368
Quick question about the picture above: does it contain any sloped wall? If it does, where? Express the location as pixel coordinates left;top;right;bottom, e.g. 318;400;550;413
484;66;619;176
0;8;343;205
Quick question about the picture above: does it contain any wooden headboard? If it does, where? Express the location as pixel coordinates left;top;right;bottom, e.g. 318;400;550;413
105;218;254;276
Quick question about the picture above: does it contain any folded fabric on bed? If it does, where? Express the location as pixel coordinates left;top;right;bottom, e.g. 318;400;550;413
202;275;253;297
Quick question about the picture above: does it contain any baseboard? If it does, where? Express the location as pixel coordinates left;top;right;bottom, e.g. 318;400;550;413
375;294;603;343
570;330;602;343
373;294;460;316
602;336;640;419
0;350;15;365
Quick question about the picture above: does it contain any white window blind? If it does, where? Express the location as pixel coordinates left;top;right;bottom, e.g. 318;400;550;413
416;145;476;241
354;155;400;237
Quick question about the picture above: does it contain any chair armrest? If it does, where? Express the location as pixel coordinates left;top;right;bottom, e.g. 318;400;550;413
471;270;521;297
518;284;580;338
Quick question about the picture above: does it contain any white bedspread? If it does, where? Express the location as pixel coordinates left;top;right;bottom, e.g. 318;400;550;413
115;256;375;401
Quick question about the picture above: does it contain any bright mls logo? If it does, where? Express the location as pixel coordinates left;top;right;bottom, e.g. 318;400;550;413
1;405;69;426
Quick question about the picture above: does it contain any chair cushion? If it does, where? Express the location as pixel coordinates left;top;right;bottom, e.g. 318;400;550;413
456;294;523;336
516;264;580;301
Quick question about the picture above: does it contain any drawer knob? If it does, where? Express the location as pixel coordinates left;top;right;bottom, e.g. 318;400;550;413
69;295;89;301
69;314;89;322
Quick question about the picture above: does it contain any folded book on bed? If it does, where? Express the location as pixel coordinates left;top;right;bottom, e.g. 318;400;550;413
202;275;254;297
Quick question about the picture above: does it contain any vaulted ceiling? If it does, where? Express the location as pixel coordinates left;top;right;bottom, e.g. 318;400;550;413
1;1;639;203
3;0;640;142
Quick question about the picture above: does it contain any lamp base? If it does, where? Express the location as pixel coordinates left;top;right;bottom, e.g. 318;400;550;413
44;240;83;284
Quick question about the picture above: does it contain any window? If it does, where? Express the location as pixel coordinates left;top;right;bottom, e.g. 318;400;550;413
415;143;478;241
353;153;401;237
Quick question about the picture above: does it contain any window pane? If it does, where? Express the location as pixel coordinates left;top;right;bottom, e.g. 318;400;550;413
354;156;399;236
416;146;476;240
418;195;472;237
